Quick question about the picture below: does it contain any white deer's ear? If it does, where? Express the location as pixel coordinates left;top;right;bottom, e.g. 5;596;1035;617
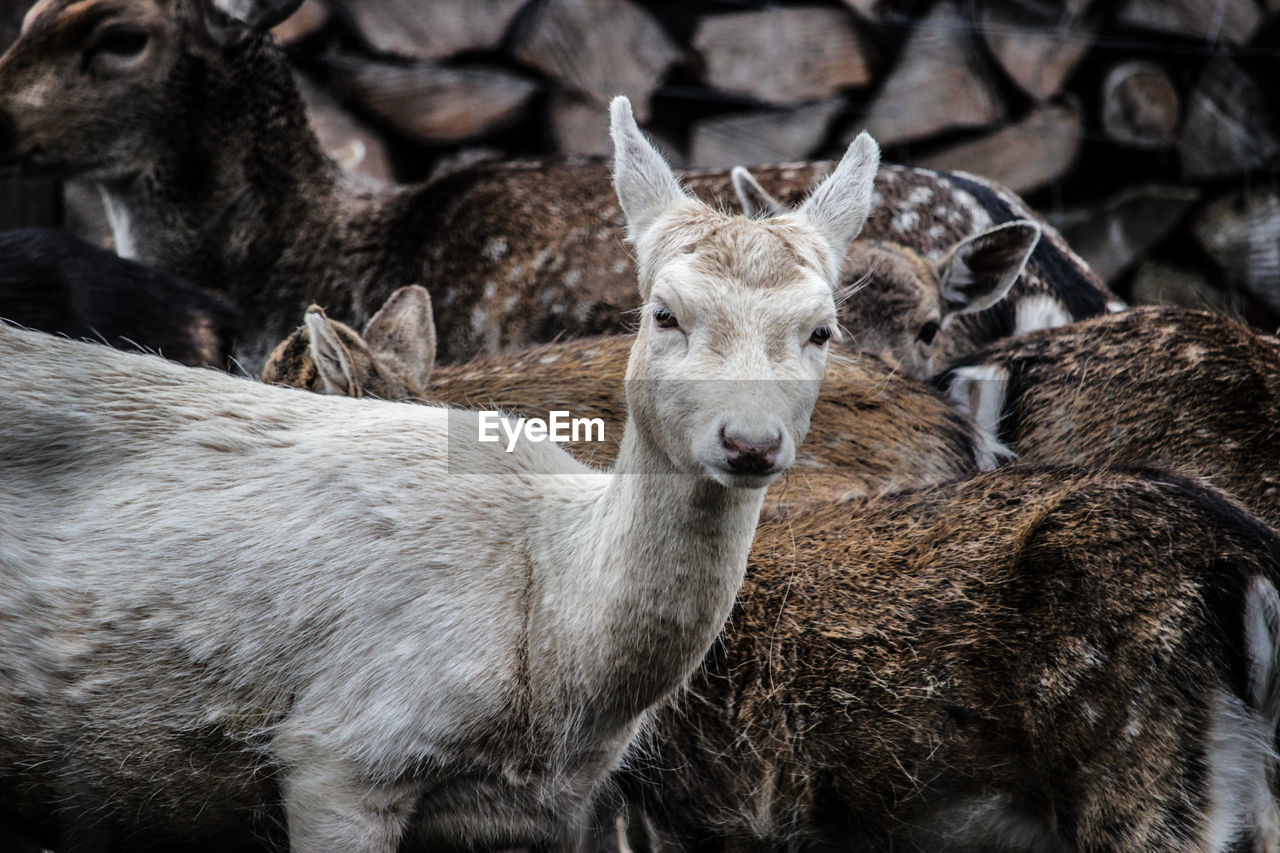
731;167;783;218
610;96;687;243
363;285;437;390
797;132;880;257
938;220;1041;316
207;0;305;43
305;307;362;397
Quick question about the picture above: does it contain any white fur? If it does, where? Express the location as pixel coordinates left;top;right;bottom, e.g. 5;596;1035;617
1014;292;1072;335
1201;689;1280;852
100;185;137;259
0;98;879;851
944;364;1014;471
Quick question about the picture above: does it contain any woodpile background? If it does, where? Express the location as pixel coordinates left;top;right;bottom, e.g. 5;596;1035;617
4;0;1280;330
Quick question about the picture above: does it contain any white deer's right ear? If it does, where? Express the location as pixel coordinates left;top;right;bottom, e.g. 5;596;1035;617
363;285;437;390
797;132;881;257
305;307;361;397
610;96;687;243
731;167;783;218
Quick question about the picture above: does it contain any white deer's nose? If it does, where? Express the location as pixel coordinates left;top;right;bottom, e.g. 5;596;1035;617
720;425;783;474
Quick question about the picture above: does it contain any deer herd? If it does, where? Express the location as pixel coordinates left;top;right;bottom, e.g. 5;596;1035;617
0;1;1278;852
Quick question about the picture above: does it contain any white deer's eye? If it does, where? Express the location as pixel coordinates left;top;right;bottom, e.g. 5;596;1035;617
809;326;832;346
653;306;679;329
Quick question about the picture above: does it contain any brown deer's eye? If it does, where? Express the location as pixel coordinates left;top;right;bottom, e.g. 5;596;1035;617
653;306;679;329
89;26;149;61
809;326;832;346
917;320;940;345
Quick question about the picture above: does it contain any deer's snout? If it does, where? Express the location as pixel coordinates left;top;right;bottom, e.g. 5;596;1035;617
720;426;782;474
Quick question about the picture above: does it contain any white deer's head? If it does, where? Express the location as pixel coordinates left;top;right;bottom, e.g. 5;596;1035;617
610;96;879;488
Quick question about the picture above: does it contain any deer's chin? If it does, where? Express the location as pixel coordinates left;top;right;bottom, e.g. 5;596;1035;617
707;467;782;490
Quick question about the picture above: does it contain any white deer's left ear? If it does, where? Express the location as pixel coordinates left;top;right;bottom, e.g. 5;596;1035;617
610;96;687;244
938;220;1041;316
797;132;881;257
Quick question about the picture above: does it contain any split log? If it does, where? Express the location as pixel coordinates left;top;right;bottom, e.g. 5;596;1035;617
1101;61;1181;150
915;101;1081;196
547;94;612;157
1117;0;1262;44
979;0;1097;101
1191;187;1280;315
852;0;1005;146
511;0;681;123
1177;57;1280;181
691;7;873;105
1129;260;1229;313
839;0;918;21
271;0;330;46
689;99;843;169
1056;184;1199;283
297;74;395;186
327;55;538;144
336;0;528;61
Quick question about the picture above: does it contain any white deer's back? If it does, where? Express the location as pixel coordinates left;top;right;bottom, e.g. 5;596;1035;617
0;323;606;777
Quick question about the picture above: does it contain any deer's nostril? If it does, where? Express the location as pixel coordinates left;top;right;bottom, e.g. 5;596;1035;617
720;426;782;474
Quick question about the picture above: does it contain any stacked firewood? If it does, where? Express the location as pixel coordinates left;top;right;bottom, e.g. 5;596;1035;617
6;0;1280;327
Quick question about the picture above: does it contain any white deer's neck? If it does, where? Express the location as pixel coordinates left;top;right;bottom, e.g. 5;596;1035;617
539;419;764;728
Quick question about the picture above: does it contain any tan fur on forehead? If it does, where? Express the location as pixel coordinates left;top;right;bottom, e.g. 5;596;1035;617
639;206;837;293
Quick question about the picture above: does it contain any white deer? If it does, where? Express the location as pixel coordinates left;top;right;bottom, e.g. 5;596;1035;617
0;99;879;853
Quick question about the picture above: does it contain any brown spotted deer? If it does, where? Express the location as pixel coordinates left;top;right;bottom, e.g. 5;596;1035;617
936;306;1280;529
734;165;1050;377
613;465;1280;852
0;101;878;852
262;297;994;516
0;0;1117;371
272;293;1280;852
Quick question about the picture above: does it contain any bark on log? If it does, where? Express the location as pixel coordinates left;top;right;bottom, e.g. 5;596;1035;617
328;55;538;144
1117;0;1262;44
689;99;844;169
337;0;528;61
1057;184;1199;283
915;101;1081;196
692;7;873;105
1101;61;1181;150
979;0;1096;101
511;0;681;123
298;74;395;186
852;0;1005;146
1177;57;1280;180
1129;260;1229;313
271;0;330;46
